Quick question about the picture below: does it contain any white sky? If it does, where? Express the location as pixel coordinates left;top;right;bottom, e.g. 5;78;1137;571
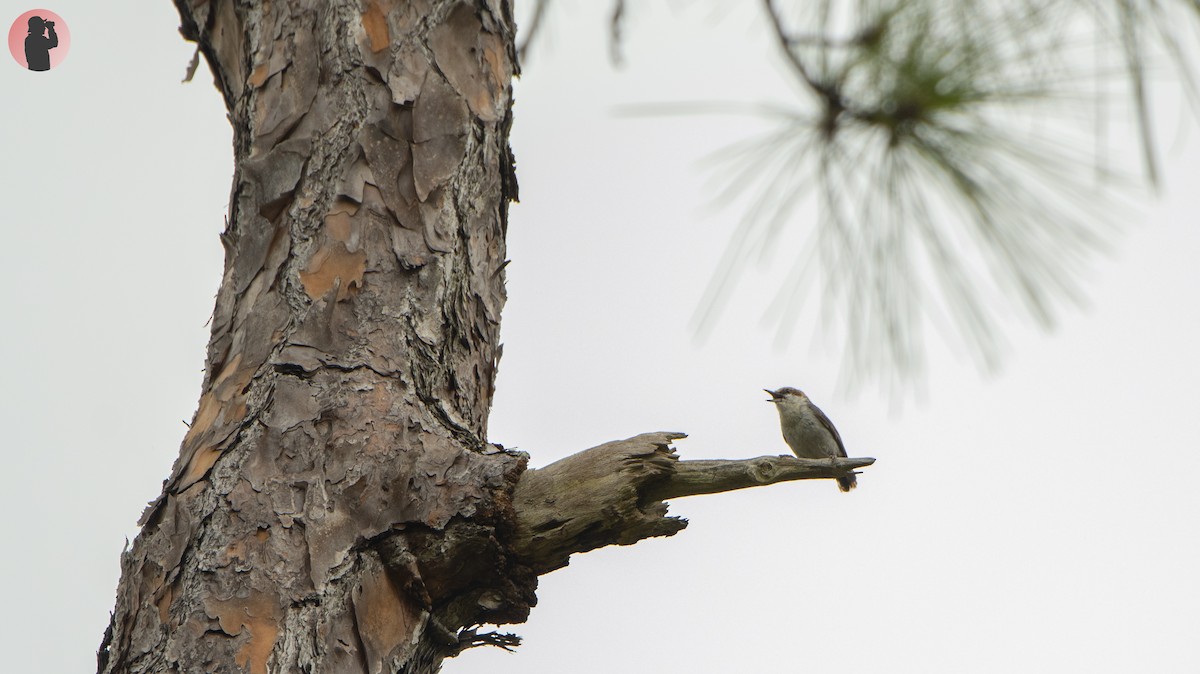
1;2;1198;673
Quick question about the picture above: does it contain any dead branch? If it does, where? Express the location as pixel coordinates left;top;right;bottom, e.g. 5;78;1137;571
511;432;874;575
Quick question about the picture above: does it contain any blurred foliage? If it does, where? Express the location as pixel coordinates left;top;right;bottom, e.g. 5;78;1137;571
520;0;1200;392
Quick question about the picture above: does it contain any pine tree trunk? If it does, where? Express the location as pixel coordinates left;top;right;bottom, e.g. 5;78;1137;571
99;1;525;672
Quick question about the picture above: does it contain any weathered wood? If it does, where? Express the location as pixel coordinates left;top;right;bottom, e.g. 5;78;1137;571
647;455;875;502
512;432;874;575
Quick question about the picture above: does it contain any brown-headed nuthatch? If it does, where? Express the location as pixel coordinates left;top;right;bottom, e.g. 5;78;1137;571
766;387;857;492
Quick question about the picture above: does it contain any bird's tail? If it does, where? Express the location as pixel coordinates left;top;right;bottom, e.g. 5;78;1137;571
837;473;857;492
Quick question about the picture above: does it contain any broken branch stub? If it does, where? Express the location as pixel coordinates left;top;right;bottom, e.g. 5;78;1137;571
511;432;875;575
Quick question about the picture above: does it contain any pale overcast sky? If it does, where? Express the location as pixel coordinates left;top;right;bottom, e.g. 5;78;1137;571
2;2;1198;673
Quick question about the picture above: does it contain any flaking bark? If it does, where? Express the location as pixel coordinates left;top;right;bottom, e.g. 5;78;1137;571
101;2;522;673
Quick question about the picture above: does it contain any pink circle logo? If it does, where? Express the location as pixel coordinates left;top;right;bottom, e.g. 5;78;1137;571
8;9;69;71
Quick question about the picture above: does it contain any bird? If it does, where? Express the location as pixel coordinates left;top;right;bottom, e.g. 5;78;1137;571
766;387;857;492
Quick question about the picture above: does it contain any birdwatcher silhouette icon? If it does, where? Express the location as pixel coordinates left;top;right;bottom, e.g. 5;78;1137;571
24;15;57;71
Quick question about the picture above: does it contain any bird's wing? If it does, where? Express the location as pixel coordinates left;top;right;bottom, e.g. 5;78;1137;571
810;403;848;458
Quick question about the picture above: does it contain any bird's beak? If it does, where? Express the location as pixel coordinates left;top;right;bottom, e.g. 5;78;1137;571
765;389;781;403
